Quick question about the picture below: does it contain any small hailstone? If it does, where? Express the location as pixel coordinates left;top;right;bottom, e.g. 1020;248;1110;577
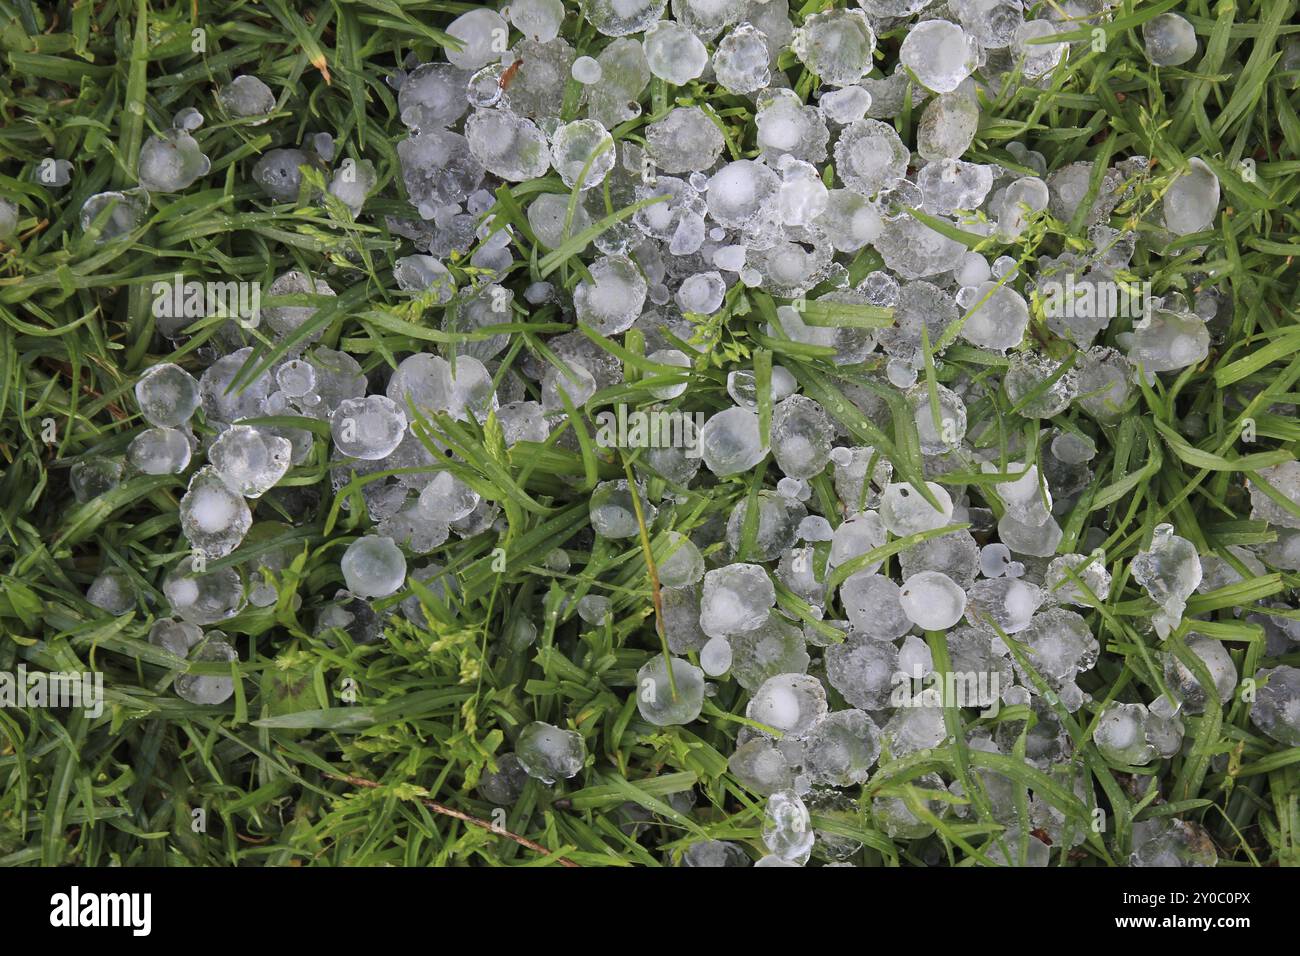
209;425;291;498
508;0;565;41
834;119;909;197
465;109;552;182
1131;524;1202;638
148;619;204;658
645;349;691;400
636;656;706;725
879;482;954;536
712;22;771;94
900;20;979;93
1092;697;1154;764
1014;20;1068;79
128;427;192;476
589;480;655;539
515;721;586;784
797;515;834;542
174;639;239;706
965;577;1042;634
87;569;135;615
676;271;726;315
748;674;828;738
218;75;276;120
700;636;733;677
418;472;480;523
572;55;603;84
329;158;377;216
701;563;776;638
340;535;407;598
840;573;911;640
179;467;253;559
979;543;1016;578
550;119;615;190
1250;665;1300;746
1161;636;1237;715
80;189;148;241
682;840;750;867
763;789;815;864
478;753;530;806
444;8;509;71
819;86;872;125
394;255;456;302
330;396;407;461
578;595;612;625
252;147;313;201
263;269;336;341
898;571;967;630
135;363;201;428
1045;553;1111;604
898;634;933;678
1130;818;1217;867
0;198;18;239
828;512;887;573
1143;13;1198;67
770;395;835;480
699;406;768;477
137;129;210;192
643;19;708;85
573;254;647;334
777;477;809;501
69;456;124;503
1162;157;1220;238
657;532;704;588
792;9;876;87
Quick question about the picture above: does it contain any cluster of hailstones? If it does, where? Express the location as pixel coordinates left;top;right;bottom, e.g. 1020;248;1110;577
58;0;1300;865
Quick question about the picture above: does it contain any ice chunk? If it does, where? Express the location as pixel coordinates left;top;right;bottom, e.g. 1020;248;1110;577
445;9;509;71
330;396;407;461
900;20;979;93
138;130;210;192
574;254;648;334
712;22;771;94
1143;13;1198;67
801;709;881;786
174;638;239;705
643;19;709;85
646;107;726;173
465;109;552;182
1131;524;1202;638
899;571;967;630
550;119;615;190
516;721;586;783
636;656;706;725
748;674;828;737
218;75;276;120
700;406;767;476
879;482;954;536
792;8;875;87
180;467;252;558
341;535;407;598
700;563;775;637
763;790;814;864
1249;665;1300;746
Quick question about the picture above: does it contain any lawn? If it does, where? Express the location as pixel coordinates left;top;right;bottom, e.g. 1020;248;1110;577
0;0;1297;868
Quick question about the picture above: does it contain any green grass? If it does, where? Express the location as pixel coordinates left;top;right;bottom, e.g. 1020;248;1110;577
0;0;1297;867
